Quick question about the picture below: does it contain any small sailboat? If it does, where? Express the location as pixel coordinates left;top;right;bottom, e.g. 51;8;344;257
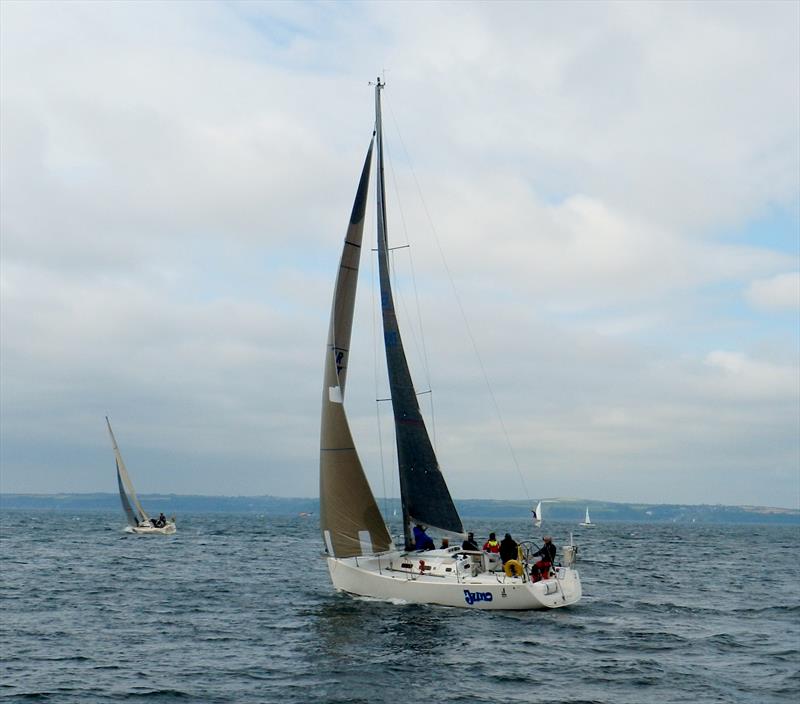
105;417;176;535
579;506;594;527
318;79;581;610
533;501;543;528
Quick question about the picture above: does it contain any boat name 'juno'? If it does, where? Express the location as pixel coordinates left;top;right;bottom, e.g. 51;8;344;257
463;590;493;605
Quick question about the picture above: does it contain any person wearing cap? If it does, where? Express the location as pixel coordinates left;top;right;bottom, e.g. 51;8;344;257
531;536;557;581
413;523;435;551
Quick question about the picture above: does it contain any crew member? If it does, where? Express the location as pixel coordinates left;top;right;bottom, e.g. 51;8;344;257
461;532;479;551
531;536;556;581
482;532;500;553
499;533;518;564
413;524;435;551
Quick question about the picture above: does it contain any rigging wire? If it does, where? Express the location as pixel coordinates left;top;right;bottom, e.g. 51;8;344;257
384;94;532;503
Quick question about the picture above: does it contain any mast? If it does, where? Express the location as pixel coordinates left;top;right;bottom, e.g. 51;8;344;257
373;79;463;550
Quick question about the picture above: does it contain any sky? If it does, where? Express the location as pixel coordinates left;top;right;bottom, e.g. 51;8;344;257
1;0;798;508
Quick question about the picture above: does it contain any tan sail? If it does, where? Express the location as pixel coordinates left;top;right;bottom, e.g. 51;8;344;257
319;139;392;558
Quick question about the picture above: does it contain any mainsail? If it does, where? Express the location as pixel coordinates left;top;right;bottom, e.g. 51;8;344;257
373;80;464;549
106;416;149;527
319;139;393;559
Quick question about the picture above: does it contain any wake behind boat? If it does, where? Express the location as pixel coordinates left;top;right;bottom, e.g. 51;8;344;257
318;79;581;610
106;417;176;535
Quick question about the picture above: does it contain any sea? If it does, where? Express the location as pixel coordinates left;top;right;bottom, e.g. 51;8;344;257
1;511;798;704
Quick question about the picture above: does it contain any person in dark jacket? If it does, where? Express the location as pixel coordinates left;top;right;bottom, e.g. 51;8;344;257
461;532;479;551
531;536;556;581
413;524;435;551
499;533;518;564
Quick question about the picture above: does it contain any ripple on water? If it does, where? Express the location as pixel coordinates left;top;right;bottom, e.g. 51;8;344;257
1;513;798;704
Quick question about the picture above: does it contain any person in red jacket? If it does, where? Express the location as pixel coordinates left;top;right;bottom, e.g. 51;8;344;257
531;536;556;582
482;532;500;553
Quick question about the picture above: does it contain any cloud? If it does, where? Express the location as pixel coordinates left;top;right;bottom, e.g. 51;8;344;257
1;1;798;507
704;350;799;399
745;272;800;311
371;0;799;232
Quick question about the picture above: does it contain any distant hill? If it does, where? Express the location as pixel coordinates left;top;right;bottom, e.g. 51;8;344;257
1;493;798;524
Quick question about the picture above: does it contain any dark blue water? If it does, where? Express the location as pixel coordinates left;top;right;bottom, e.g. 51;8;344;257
1;511;798;703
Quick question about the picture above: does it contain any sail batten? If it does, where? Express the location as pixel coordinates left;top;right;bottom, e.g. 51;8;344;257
319;139;392;559
373;81;463;549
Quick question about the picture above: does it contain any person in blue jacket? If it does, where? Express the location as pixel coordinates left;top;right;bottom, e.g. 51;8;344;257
413;524;435;551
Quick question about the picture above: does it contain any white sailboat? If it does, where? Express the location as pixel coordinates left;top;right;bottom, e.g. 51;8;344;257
533;501;543;528
106;417;176;535
319;79;581;610
579;506;594;527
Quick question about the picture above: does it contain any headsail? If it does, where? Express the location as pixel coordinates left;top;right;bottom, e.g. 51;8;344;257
319;139;393;559
373;80;464;549
106;416;149;526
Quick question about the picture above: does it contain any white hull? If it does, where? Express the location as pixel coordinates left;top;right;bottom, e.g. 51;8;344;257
327;548;581;610
125;522;176;535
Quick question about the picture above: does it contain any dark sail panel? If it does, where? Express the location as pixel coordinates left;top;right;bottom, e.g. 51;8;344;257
373;81;463;549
